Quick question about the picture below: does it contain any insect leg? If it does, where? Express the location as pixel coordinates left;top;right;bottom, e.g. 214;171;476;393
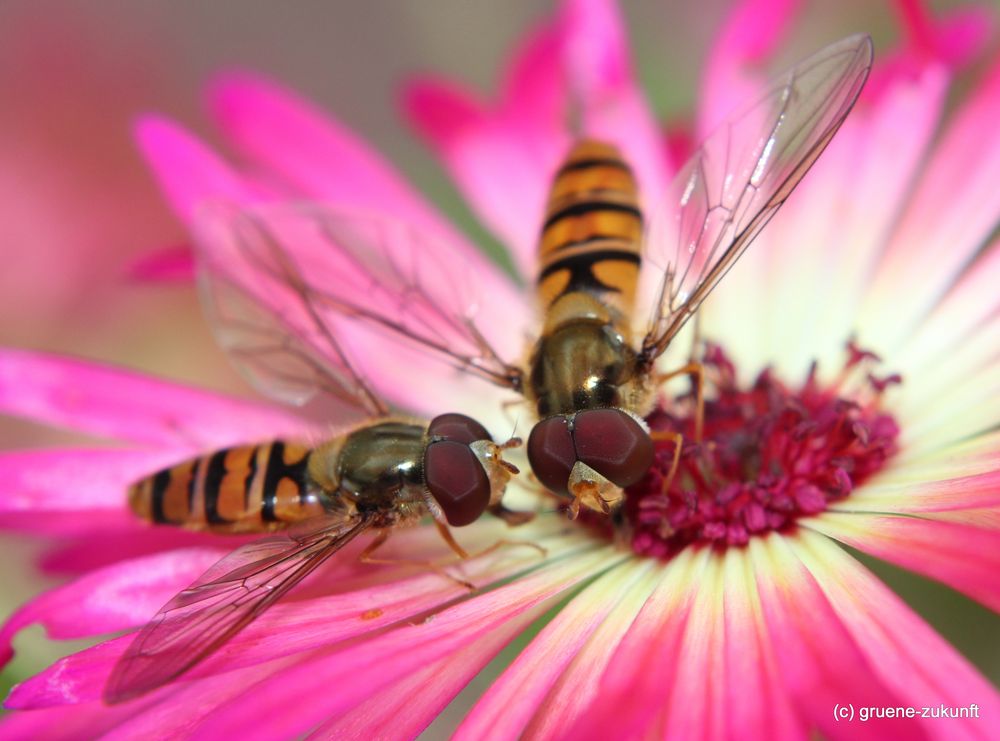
649;429;684;496
652;362;705;442
359;526;475;591
459;538;548;561
488;501;536;526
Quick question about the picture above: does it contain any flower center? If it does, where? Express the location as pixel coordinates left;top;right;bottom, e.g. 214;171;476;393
622;342;901;558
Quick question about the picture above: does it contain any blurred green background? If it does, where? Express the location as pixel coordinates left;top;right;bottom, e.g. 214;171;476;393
1;0;997;709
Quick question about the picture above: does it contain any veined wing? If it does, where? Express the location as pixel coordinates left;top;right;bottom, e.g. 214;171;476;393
104;514;373;703
198;203;525;394
639;34;873;360
198;201;390;417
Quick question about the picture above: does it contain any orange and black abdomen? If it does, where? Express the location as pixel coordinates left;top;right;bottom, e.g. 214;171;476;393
537;140;643;312
128;442;329;533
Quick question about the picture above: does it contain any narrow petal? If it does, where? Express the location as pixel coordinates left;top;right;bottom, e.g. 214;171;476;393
806;511;1000;614
892;0;993;70
133;115;267;224
0;547;226;667
39;528;240;575
207;73;506;282
0;349;316;447
842;468;1000;515
9;521;587;707
890;239;1000;380
558;547;710;738
791;529;1000;739
309;618;528;740
457;559;657;739
127;244;195;282
698;0;801;134
862;55;1000;351
750;534;927;739
402;77;557;279
0;448;182;534
190;546;620;739
0;700;138;741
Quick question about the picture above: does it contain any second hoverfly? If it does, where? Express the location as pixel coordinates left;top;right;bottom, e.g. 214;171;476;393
105;234;522;704
193;34;873;516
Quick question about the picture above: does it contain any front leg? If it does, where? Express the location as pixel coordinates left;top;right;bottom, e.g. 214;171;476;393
652;361;705;442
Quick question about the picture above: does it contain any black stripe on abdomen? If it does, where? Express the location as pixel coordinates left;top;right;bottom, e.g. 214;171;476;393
261;442;310;522
556;157;631;177
151;469;171;524
203;450;231;525
538;249;641;292
542;201;642;232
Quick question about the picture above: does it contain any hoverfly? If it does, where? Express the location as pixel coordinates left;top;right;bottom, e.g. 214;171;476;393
104;230;523;703
187;34;873;518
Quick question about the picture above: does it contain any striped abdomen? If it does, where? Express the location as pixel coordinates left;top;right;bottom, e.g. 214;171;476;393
129;442;330;533
537;140;643;313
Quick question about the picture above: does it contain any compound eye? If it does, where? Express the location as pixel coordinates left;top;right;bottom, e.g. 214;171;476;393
527;416;576;496
425;440;491;526
428;413;492;445
573;409;653;488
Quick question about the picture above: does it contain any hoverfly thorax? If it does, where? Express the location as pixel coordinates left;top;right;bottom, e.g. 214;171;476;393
528;292;640;418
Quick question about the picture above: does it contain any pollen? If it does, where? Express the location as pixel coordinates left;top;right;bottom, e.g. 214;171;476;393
622;341;900;558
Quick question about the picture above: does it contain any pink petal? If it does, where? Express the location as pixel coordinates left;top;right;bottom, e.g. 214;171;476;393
309;618;529;739
126;244;195;282
862;54;1000;350
403;77;558;279
560;548;708;738
698;0;801;135
207;72;488;268
844;466;1000;514
188;546;613;739
892;238;1000;379
892;0;993;70
0;349;316;447
134;115;265;224
0;448;182;534
9;521;576;707
791;529;1000;738
749;534;928;740
0;547;226;668
563;548;804;739
806;511;1000;613
39;527;242;575
458;559;656;738
0;700;138;741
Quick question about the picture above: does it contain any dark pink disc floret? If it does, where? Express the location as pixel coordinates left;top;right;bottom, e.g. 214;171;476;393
622;343;901;558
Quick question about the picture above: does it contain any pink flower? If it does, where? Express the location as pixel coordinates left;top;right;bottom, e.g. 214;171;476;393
3;0;1000;738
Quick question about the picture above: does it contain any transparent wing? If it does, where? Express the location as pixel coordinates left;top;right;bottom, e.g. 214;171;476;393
197;203;524;394
197;202;390;417
639;34;873;359
104;514;373;703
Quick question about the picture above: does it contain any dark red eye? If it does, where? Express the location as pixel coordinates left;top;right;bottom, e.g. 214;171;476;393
573;409;653;488
427;413;492;445
527;416;575;496
424;440;490;526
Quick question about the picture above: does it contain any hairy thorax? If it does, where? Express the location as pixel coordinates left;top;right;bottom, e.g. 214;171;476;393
309;420;430;526
528;292;642;418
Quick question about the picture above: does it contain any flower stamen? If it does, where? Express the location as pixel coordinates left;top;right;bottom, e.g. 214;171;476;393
622;342;901;558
